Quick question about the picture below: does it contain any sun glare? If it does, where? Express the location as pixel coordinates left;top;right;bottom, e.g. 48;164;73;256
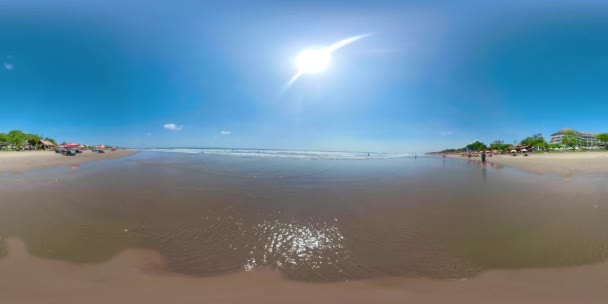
282;34;369;92
295;49;331;74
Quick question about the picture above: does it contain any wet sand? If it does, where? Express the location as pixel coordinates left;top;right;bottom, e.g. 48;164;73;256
448;152;608;176
0;150;137;173
1;238;607;304
1;152;608;302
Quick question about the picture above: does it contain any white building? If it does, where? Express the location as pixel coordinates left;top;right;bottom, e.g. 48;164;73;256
549;128;601;147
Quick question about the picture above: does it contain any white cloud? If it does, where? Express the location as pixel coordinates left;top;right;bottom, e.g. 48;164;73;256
3;62;13;70
440;131;453;135
163;123;183;131
220;130;231;135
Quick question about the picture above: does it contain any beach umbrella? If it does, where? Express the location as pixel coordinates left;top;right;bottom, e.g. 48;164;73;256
79;145;85;148
511;150;517;153
521;148;528;152
98;144;106;149
493;150;498;154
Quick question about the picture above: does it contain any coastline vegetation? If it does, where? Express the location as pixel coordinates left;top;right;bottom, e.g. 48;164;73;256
0;130;57;151
0;129;118;151
435;132;608;154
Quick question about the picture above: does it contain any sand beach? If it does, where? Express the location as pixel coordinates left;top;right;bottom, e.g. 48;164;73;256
1;237;607;304
0;150;137;173
448;152;608;176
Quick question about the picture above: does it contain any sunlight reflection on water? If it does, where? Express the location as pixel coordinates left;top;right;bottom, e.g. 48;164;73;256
244;219;349;273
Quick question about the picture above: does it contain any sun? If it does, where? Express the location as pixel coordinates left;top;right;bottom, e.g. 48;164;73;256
282;34;369;91
295;48;331;74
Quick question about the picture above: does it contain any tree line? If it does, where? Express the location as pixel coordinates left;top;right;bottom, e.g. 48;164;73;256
0;130;58;150
437;131;608;153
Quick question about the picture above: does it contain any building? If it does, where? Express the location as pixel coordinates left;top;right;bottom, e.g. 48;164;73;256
39;140;56;150
549;128;601;147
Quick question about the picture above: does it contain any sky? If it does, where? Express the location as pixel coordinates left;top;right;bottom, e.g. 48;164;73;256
0;0;607;152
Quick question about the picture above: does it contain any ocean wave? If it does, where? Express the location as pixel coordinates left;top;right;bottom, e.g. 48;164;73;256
144;149;412;160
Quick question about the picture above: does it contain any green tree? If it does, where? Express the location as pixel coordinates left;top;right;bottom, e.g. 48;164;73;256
7;130;27;150
26;133;41;148
0;133;7;144
489;140;503;150
489;140;511;151
438;148;465;154
597;133;608;150
521;133;547;150
561;130;578;150
466;141;487;152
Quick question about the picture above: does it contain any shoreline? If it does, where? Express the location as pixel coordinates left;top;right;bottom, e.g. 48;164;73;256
447;151;608;176
0;150;138;173
1;237;607;304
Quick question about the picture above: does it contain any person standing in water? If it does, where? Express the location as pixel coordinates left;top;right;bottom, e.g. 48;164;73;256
481;150;486;163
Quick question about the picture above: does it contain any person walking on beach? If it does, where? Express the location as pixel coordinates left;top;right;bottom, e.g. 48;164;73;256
481;151;486;163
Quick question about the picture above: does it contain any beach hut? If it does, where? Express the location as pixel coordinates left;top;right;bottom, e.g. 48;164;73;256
38;140;55;150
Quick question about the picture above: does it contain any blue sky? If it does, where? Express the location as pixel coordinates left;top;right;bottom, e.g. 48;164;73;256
1;0;607;152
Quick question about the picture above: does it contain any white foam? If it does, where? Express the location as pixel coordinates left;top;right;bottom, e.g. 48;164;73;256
143;149;412;160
